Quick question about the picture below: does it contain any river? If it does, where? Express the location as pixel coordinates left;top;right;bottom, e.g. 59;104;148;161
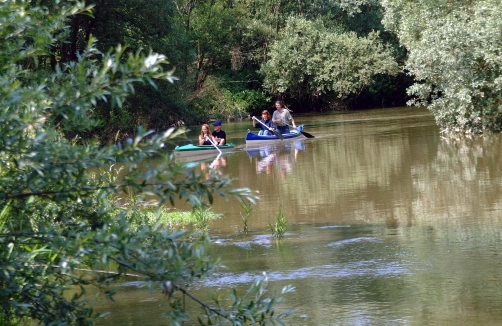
96;107;502;325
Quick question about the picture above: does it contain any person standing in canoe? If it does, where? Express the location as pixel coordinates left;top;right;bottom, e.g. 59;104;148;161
198;124;216;145
272;100;296;134
212;120;226;145
252;110;275;136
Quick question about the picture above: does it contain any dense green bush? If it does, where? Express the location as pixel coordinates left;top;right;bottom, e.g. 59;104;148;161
382;0;502;133
260;17;399;106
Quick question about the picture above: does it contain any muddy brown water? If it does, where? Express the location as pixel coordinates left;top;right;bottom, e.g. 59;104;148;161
96;107;502;325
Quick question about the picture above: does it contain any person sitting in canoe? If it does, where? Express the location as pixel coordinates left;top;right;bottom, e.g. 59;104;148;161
252;110;275;136
212;120;226;145
198;124;217;145
272;100;296;134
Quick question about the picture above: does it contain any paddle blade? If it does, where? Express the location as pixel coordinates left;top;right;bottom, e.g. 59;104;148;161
301;130;315;138
273;129;284;140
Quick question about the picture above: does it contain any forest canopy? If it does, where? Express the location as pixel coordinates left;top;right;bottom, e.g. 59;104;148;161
30;0;409;141
8;0;499;137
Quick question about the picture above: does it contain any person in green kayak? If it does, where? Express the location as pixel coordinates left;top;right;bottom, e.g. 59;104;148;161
198;124;216;145
212;120;226;145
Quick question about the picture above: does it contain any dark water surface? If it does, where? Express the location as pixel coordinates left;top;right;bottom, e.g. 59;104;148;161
97;107;502;325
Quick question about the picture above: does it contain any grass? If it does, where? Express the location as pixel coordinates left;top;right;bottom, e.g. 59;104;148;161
268;205;289;239
123;202;222;232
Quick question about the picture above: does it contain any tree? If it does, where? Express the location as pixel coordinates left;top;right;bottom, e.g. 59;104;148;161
72;0;194;138
35;0;196;139
260;17;399;108
381;0;502;133
189;0;240;91
0;2;292;324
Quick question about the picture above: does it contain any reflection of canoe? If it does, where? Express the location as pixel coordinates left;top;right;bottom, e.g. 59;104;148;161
245;125;304;144
244;144;275;158
174;143;235;158
245;140;305;158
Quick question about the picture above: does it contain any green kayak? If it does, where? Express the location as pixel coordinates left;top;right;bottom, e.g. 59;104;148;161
174;143;235;158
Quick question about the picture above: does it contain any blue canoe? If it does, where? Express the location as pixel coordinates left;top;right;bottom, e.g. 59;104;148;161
245;125;304;144
174;143;235;158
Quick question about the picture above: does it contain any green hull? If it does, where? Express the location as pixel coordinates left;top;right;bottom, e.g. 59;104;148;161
174;143;235;158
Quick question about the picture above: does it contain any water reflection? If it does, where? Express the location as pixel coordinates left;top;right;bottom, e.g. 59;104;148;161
245;140;305;177
178;153;228;176
201;155;227;170
190;155;228;182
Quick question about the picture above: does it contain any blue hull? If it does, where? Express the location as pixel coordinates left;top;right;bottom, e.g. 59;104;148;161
245;125;304;143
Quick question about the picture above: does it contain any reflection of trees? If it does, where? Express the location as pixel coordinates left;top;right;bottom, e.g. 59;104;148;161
275;121;502;233
209;115;502;324
414;134;502;225
275;122;440;225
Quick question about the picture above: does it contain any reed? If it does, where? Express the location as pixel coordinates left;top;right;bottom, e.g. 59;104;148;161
240;200;254;234
268;204;289;239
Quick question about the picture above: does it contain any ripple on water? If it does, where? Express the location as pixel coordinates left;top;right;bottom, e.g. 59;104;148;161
315;225;351;229
215;233;298;249
327;236;382;248
200;260;409;288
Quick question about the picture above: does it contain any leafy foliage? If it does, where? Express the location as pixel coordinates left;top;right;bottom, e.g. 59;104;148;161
68;0;193;139
381;0;502;133
0;2;292;325
190;72;271;121
260;17;399;105
122;198;222;232
201;274;295;325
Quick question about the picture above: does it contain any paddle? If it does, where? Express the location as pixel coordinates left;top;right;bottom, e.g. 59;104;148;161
286;123;315;138
204;135;224;168
205;135;222;155
252;116;284;140
282;107;315;138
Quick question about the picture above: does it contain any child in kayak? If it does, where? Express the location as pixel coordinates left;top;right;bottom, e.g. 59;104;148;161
198;124;217;145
